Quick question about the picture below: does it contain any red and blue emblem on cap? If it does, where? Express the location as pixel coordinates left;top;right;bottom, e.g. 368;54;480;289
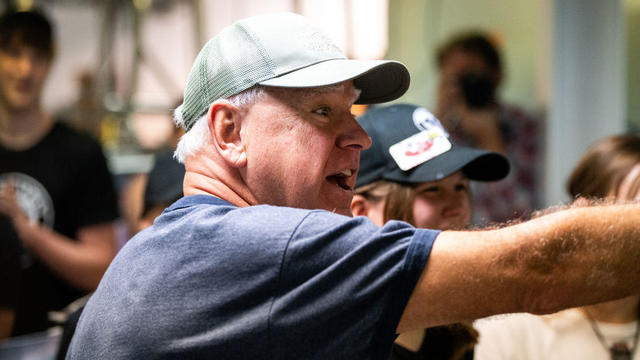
388;108;452;171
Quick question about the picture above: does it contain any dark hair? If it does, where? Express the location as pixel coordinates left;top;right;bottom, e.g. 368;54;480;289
436;31;501;74
0;10;54;59
567;134;640;200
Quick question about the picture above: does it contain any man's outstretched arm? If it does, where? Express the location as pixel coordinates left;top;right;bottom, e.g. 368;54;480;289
398;202;640;333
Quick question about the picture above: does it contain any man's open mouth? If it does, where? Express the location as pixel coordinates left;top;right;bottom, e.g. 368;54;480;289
327;169;353;191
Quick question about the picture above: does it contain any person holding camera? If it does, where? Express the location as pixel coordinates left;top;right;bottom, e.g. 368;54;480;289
434;31;542;225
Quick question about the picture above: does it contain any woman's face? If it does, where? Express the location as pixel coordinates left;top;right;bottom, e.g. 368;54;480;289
616;163;640;200
411;171;472;230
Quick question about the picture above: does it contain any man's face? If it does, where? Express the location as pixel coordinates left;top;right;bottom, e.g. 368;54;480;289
241;81;371;216
0;41;51;111
411;171;472;230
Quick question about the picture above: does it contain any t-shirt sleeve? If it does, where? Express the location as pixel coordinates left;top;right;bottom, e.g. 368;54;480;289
271;211;438;359
73;140;119;227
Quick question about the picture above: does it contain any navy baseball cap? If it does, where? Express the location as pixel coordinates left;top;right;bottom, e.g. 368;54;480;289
356;104;510;188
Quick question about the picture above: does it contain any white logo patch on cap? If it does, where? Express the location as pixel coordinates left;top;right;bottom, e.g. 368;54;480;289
389;108;452;171
412;107;449;136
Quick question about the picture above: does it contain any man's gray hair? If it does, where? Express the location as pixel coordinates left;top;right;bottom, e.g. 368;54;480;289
173;86;267;163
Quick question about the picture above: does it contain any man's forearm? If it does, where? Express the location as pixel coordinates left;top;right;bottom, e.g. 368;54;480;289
508;203;640;314
398;203;640;332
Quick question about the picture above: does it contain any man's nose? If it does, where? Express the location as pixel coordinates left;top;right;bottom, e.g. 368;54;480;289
337;116;372;151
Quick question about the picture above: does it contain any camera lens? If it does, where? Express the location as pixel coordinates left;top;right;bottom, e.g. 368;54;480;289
458;72;496;109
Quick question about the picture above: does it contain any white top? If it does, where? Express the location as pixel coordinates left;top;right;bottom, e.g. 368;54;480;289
474;308;639;360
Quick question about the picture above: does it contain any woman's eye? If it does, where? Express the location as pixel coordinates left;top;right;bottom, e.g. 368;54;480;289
455;183;469;192
421;187;438;194
314;107;330;117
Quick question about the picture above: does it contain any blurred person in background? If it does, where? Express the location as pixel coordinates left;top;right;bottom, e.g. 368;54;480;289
118;103;185;237
53;117;184;359
0;9;118;337
474;134;640;360
136;141;185;232
434;31;542;225
351;104;509;359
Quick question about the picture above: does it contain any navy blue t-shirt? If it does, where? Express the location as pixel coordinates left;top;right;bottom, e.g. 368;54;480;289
68;195;438;359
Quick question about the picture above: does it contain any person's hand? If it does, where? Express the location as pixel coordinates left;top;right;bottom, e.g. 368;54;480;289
435;74;504;153
457;105;504;154
0;178;24;220
457;105;498;135
435;73;465;128
0;178;34;245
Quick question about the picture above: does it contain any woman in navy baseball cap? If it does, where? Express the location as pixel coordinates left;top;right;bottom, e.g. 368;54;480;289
352;103;509;231
351;103;509;359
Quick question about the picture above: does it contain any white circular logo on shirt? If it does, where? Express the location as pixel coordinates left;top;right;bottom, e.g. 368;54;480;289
0;172;54;227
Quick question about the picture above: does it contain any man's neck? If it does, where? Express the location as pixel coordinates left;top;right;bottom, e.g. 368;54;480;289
0;105;53;150
182;150;257;208
183;171;253;208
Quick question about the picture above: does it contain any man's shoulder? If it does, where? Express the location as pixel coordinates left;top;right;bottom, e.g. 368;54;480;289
141;196;389;256
162;195;358;233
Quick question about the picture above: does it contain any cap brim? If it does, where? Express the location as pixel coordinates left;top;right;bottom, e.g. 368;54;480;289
384;145;510;184
259;59;410;104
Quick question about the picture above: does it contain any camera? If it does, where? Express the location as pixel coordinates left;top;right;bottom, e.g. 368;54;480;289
458;71;496;109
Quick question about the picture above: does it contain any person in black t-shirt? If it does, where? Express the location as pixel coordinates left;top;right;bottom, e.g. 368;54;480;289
0;9;118;336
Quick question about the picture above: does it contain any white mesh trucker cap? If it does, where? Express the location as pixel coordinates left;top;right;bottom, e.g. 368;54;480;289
177;12;410;131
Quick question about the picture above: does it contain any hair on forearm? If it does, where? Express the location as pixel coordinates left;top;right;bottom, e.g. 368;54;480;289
514;199;640;314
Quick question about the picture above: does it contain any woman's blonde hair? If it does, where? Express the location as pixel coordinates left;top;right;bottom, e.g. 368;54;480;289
355;180;418;224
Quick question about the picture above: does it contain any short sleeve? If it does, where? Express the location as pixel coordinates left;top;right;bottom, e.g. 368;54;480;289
271;211;438;359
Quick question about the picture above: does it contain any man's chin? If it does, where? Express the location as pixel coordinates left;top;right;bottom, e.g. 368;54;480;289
7;97;37;112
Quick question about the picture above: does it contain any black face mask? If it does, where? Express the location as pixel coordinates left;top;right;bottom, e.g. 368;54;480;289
458;71;496;109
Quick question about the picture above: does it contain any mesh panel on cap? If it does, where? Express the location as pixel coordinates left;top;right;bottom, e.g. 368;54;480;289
181;24;277;130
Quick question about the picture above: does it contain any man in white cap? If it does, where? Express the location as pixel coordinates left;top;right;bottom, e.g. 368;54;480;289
68;13;640;359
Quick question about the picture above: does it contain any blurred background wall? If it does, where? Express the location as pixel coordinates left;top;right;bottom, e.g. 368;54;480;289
2;0;638;207
628;0;640;132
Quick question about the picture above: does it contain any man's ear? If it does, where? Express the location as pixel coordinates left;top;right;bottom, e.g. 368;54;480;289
207;101;247;168
350;194;370;217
